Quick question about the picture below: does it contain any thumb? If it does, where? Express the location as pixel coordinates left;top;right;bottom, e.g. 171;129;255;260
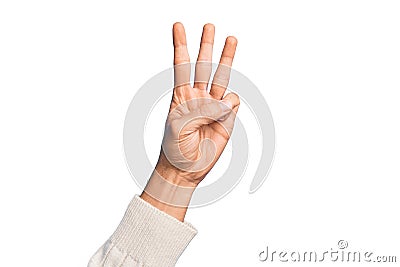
185;98;233;128
222;92;240;111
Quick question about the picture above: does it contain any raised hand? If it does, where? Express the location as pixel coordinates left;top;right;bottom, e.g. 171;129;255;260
142;23;240;219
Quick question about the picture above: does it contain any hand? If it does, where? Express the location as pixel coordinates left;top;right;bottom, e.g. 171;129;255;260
160;22;240;185
141;23;240;220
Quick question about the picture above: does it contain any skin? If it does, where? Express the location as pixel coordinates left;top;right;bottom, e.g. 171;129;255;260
141;22;240;221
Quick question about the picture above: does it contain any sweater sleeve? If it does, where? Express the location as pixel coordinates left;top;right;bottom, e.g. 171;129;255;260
88;195;197;267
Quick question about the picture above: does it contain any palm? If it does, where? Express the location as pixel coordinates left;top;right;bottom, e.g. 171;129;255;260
170;85;229;157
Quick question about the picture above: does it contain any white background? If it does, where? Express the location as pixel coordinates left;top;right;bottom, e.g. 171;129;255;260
0;1;399;266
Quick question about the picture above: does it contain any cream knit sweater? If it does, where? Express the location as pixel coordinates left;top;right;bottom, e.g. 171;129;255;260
88;195;197;267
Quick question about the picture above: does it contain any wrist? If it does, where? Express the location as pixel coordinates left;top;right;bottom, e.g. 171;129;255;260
155;152;203;187
140;164;197;222
143;168;196;206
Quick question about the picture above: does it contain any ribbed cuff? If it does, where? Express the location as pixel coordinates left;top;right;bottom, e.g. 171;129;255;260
110;195;197;267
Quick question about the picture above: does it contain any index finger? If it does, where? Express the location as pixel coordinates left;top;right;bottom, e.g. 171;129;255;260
210;36;237;99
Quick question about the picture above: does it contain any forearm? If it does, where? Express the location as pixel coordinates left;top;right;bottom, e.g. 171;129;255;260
141;160;197;222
